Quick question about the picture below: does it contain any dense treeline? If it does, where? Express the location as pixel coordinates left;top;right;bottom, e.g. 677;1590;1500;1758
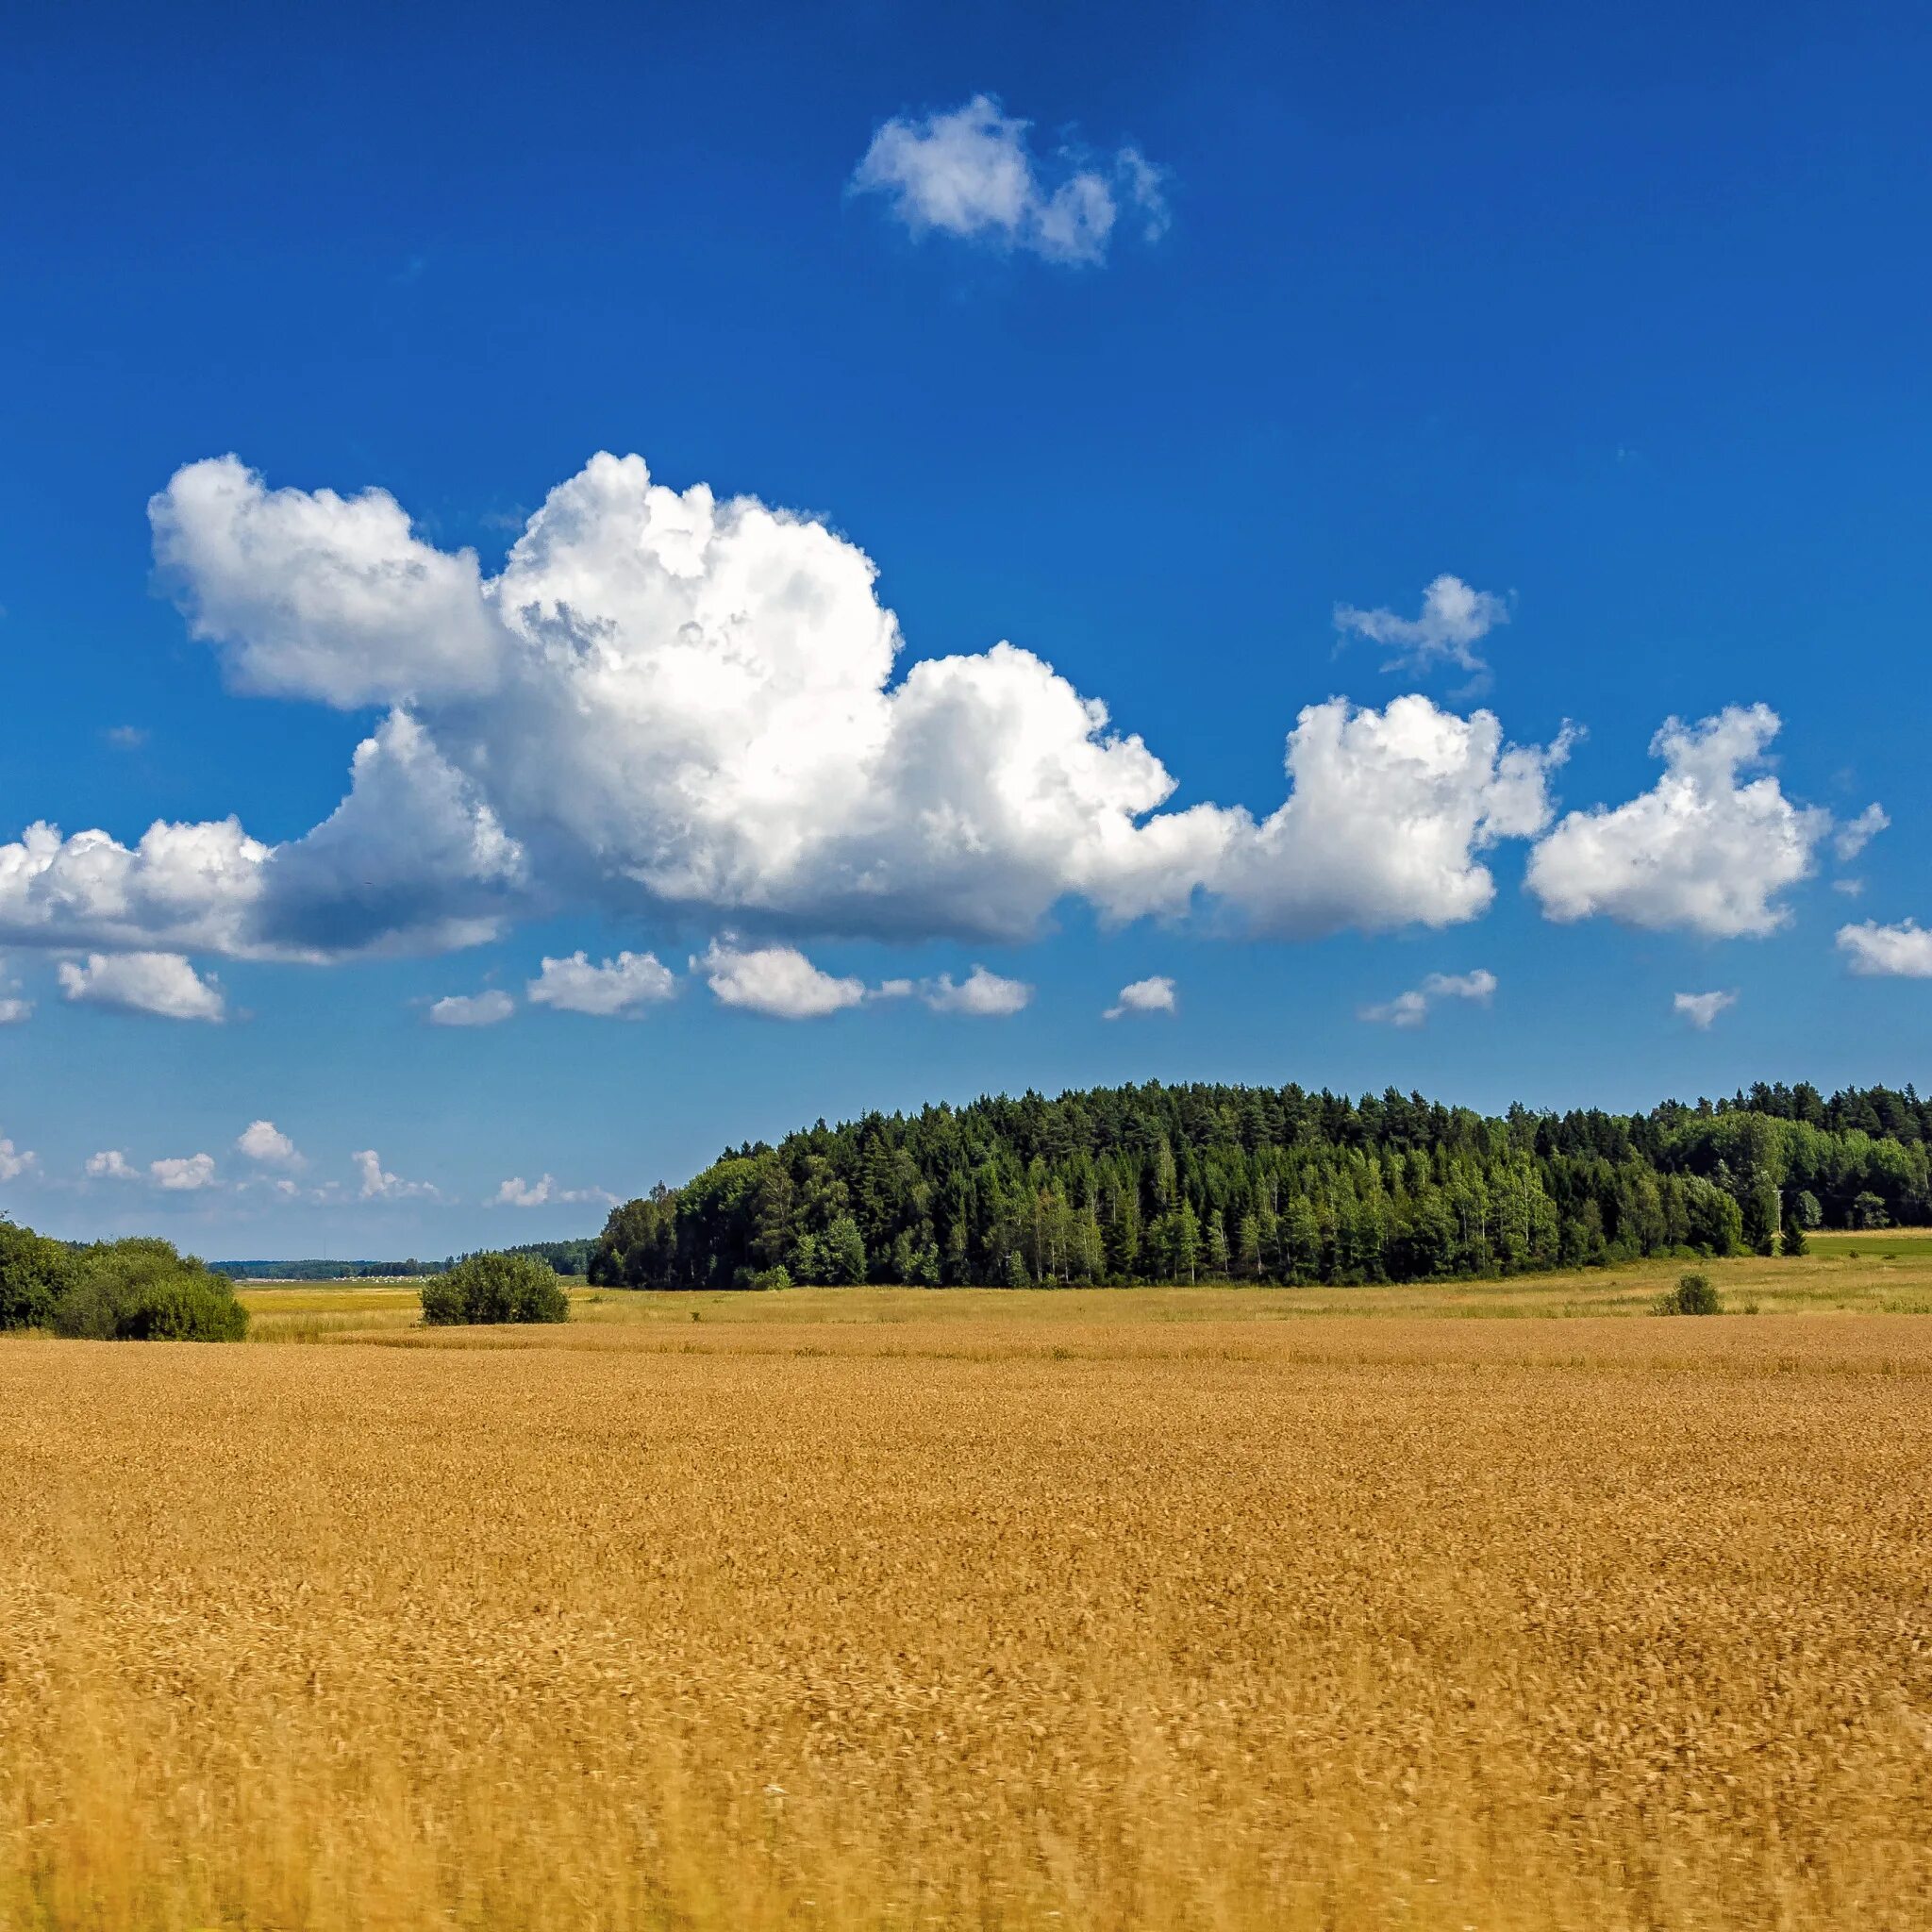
1;1219;249;1339
590;1080;1932;1292
213;1240;595;1281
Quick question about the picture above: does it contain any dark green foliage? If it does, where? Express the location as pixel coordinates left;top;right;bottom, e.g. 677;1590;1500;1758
420;1251;570;1325
25;1232;250;1341
1653;1272;1723;1316
0;1218;78;1329
1782;1218;1809;1257
588;1080;1932;1291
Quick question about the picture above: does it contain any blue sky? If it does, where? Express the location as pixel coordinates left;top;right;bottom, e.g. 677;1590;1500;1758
2;0;1929;1255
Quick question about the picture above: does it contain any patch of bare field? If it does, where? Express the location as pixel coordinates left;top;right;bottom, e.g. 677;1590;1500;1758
3;1306;1930;1930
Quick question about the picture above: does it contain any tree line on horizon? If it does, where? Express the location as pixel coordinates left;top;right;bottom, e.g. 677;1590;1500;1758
587;1080;1932;1292
209;1240;595;1281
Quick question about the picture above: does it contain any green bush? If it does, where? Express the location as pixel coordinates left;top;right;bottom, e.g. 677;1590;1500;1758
746;1265;791;1291
49;1237;249;1341
421;1252;569;1326
0;1219;79;1329
1652;1271;1723;1317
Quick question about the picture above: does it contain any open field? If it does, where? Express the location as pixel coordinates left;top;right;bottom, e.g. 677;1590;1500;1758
235;1236;1932;1341
4;1274;1931;1930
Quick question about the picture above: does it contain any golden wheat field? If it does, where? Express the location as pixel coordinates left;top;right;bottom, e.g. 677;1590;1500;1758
4;1256;1931;1930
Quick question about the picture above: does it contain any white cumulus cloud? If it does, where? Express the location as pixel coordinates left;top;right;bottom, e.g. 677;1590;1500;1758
1837;919;1932;978
920;964;1033;1016
236;1119;303;1167
86;1149;141;1181
851;93;1168;266
1105;974;1178;1019
0;817;271;956
150;1153;218;1191
0;1133;38;1182
353;1149;441;1201
7;452;1583;971
1526;706;1848;938
526;949;675;1017
1204;699;1570;939
1360;968;1497;1028
697;940;866;1020
427;989;515;1027
150;454;503;707
493;1174;618;1208
1674;991;1737;1029
1335;575;1509;677
58;951;225;1022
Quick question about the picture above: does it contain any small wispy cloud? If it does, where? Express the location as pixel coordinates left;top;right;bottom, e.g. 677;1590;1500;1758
851;93;1168;267
1833;803;1890;863
493;1174;618;1208
1674;990;1737;1029
426;989;514;1027
353;1149;443;1202
1360;969;1497;1029
1335;575;1509;679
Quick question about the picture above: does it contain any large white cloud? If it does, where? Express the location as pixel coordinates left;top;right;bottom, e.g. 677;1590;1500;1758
850;93;1168;267
58;951;225;1022
1526;706;1853;938
0;1133;37;1182
1837;920;1932;978
10;452;1582;972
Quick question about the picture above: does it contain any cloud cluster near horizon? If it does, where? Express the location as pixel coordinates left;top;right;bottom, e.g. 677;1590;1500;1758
0;452;1897;1027
850;93;1168;267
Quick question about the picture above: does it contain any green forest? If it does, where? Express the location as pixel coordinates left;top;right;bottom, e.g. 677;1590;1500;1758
588;1080;1932;1291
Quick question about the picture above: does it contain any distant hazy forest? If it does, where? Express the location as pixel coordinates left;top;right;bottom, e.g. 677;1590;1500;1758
212;1241;594;1281
589;1082;1932;1291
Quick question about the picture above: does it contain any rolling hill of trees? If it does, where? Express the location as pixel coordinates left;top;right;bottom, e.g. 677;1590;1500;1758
589;1080;1932;1292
